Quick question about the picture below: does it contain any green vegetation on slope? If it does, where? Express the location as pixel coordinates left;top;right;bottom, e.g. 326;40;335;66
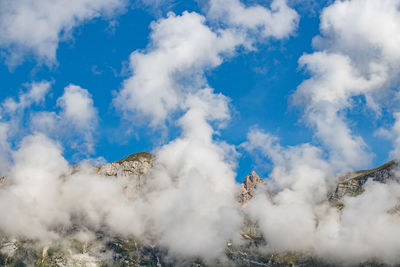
116;152;154;164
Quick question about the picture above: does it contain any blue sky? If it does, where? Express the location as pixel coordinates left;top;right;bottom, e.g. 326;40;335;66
0;0;398;182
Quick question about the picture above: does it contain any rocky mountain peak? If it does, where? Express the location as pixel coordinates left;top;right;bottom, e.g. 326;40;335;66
239;171;264;206
329;160;400;205
96;152;154;177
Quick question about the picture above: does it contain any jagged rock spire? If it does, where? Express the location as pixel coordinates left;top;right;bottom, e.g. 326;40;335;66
239;171;264;206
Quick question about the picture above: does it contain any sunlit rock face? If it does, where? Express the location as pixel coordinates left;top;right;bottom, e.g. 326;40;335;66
97;152;154;177
239;171;264;206
329;160;400;203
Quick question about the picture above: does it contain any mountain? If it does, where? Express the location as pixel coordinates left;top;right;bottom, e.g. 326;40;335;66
329;160;399;205
239;171;264;206
0;153;399;266
96;152;153;178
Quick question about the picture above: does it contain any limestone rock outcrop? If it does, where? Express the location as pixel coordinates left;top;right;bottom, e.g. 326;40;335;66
329;160;399;202
96;152;154;177
239;171;264;205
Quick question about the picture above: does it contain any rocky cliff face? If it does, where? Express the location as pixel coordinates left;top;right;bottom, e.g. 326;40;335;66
329;160;399;205
239;171;264;206
96;152;154;177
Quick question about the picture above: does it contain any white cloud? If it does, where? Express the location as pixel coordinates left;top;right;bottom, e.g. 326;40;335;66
0;81;98;169
0;134;71;240
136;0;299;38
31;84;98;155
244;128;333;254
315;181;400;265
1;81;51;115
243;127;334;198
114;11;243;127
0;122;10;176
290;0;400;169
206;0;299;40
0;0;127;66
129;88;241;260
293;52;384;169
0;81;51;174
316;0;400;65
57;85;97;132
307;0;400;163
0;133;134;241
115;2;298;128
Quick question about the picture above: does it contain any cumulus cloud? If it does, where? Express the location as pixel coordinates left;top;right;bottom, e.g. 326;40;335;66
114;1;298;127
0;81;51;174
1;81;51;116
291;0;400;170
129;88;241;259
0;123;10;176
0;81;51;138
244;127;335;190
309;0;400;164
206;0;299;40
0;81;98;162
244;128;334;254
0;0;127;66
136;0;300;37
316;0;400;64
293;52;383;169
114;11;243;127
315;180;400;265
31;84;98;155
0;134;71;240
0;133;135;241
